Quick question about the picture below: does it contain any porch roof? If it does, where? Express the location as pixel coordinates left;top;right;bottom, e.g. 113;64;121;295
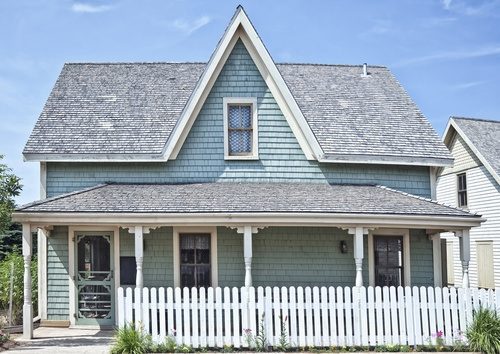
16;182;477;216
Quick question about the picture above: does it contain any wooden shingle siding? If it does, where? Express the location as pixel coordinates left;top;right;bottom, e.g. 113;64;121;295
47;226;69;320
441;134;482;176
44;40;432;199
409;229;434;286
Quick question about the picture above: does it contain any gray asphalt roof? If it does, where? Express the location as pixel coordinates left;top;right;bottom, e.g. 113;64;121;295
23;62;452;164
16;182;475;217
452;117;500;180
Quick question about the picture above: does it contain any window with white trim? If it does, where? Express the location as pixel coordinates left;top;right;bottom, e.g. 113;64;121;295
180;233;211;288
457;173;467;207
223;97;258;159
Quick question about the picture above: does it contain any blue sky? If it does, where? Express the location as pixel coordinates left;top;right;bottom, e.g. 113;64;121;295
1;0;499;204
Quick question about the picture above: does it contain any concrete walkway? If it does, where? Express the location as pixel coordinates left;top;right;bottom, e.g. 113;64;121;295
10;327;113;353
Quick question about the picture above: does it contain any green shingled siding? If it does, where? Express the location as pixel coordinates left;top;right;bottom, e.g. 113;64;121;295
217;226;370;288
119;227;174;287
410;229;435;286
47;226;69;320
45;40;431;198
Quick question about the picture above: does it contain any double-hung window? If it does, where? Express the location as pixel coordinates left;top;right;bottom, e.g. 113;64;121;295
223;97;258;159
457;173;467;207
180;233;211;288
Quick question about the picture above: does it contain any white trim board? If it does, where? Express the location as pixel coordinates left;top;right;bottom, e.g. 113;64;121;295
172;226;218;288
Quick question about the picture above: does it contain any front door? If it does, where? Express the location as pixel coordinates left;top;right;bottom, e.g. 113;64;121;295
75;232;114;325
374;236;404;287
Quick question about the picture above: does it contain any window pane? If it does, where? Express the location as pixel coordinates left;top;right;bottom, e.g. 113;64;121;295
229;130;252;153
228;105;251;128
196;265;211;288
180;265;195;288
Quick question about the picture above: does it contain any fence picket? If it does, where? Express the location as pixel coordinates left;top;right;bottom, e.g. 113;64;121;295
142;288;150;335
359;286;369;346
215;287;223;348
297;287;305;347
151;288;158;343
382;287;391;344
166;288;173;337
192;288;199;348
248;287;257;343
289;287;298;347
174;287;183;344
223;287;231;346
240;287;248;347
442;287;452;345
125;287;133;325
232;287;240;348
404;287;414;346
449;287;459;341
374;287;384;345
257;287;265;346
427;287;436;345
273;287;281;346
367;286;376;346
265;287;273;346
199;287;207;348
134;287;142;329
305;287;314;347
207;287;215;347
435;287;444;341
117;287;125;328
320;287;329;347
313;287;321;347
352;286;361;346
419;287;429;345
336;286;345;347
159;288;166;340
281;287;290;346
344;287;353;347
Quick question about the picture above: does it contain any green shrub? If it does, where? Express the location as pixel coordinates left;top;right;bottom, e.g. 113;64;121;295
466;306;500;354
0;248;37;324
111;323;152;354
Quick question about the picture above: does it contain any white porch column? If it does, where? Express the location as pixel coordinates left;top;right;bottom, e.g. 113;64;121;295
458;229;471;288
134;226;144;289
243;226;253;287
22;223;33;339
430;233;443;287
348;227;365;287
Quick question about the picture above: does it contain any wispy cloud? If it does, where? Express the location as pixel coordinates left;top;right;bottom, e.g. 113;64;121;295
441;0;500;17
71;2;113;13
170;15;211;35
420;16;457;28
396;45;500;66
452;80;487;90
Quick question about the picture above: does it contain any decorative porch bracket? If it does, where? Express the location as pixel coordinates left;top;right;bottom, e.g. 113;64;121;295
22;223;33;339
347;227;370;287
231;226;266;287
455;229;471;288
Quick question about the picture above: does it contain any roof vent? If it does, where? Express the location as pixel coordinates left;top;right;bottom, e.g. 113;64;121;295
362;63;368;77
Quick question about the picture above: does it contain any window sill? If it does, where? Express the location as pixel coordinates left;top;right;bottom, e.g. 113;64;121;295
224;155;259;161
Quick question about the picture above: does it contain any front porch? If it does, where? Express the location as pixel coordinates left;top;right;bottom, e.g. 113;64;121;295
12;182;484;340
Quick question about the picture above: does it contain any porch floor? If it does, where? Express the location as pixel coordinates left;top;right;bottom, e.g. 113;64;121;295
12;327;113;354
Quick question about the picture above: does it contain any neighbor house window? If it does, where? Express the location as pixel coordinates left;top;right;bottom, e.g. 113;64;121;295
180;234;211;288
457;173;467;207
223;97;258;159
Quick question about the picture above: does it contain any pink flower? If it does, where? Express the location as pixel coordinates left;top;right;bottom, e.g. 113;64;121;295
244;328;252;335
436;330;443;338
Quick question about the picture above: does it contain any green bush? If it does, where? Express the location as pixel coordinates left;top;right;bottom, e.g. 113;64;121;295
0;248;37;324
466;306;500;354
111;323;152;354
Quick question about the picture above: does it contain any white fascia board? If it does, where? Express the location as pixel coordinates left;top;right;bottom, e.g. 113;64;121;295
318;155;454;167
23;153;166;162
449;119;500;185
164;7;322;161
12;211;485;229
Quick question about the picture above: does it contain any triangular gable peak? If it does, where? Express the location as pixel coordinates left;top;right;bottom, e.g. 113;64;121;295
442;117;500;185
163;6;323;161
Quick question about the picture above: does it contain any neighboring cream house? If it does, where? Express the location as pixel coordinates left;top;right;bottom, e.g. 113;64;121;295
437;117;500;288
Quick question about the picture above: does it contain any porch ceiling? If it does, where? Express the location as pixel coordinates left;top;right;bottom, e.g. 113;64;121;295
13;182;483;229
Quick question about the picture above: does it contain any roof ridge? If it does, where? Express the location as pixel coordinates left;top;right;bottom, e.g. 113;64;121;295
375;185;480;217
62;61;389;68
15;184;108;211
452;116;500;124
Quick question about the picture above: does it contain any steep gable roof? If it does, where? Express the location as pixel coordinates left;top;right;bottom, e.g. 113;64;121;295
23;6;452;167
443;116;500;184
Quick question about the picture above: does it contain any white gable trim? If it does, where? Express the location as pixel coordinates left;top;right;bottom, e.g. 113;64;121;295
164;7;322;161
443;118;500;185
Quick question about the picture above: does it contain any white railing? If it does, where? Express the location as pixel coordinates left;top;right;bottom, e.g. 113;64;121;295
117;286;498;348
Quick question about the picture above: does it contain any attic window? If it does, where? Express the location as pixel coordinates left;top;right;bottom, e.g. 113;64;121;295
223;97;258;160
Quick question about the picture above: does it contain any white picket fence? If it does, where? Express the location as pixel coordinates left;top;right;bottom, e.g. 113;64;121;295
117;286;498;348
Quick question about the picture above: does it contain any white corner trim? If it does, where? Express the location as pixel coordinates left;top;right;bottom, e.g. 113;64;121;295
445;119;500;185
40;162;47;199
165;8;322;161
368;229;411;287
223;97;259;160
173;226;218;288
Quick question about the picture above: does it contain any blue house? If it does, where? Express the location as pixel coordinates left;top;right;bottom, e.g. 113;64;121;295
14;7;482;337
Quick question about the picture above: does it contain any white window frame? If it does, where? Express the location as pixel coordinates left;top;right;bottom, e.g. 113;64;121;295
223;97;259;160
368;229;411;287
173;226;218;288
